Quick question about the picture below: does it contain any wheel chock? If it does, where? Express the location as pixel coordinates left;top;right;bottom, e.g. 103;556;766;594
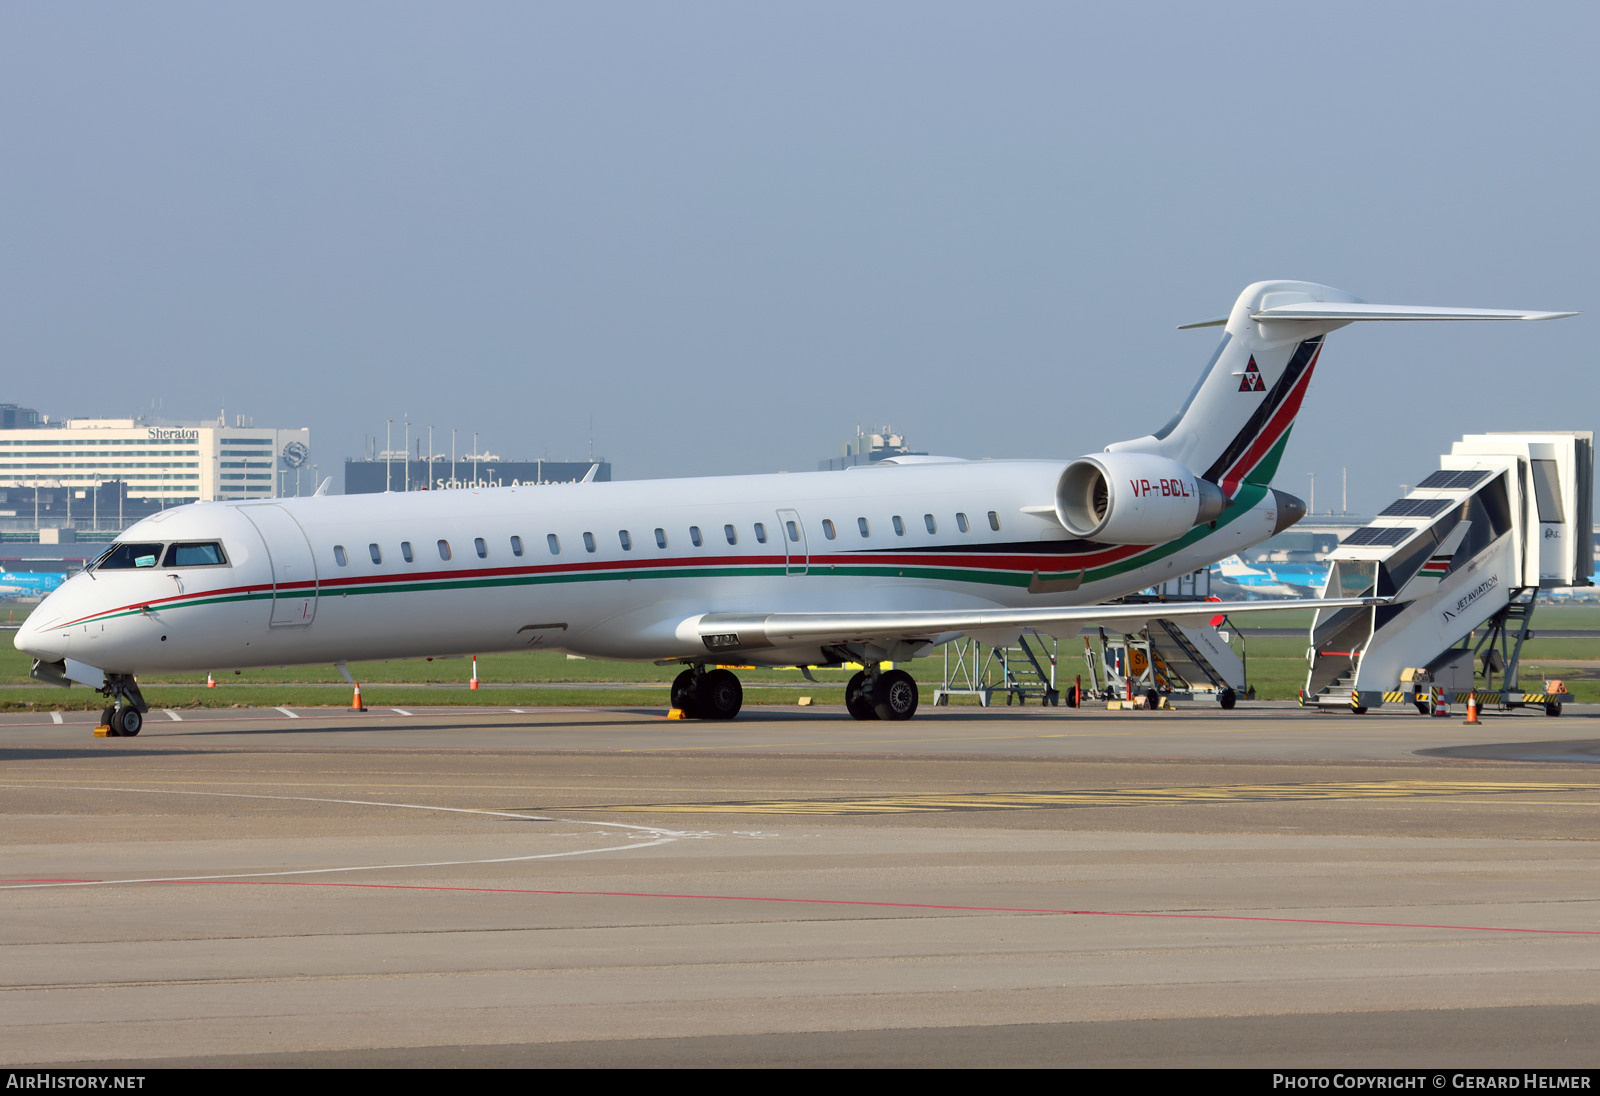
94;725;114;738
666;708;688;720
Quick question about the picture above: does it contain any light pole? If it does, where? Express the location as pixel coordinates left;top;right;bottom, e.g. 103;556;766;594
385;419;393;492
1306;471;1316;516
403;418;410;492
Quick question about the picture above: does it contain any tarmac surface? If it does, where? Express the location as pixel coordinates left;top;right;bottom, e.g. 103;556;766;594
3;699;1600;1068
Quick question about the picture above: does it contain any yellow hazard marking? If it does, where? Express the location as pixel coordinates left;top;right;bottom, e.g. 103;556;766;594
572;779;1598;816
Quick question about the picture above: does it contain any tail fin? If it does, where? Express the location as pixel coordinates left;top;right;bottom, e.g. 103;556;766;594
1109;281;1573;498
1215;555;1257;578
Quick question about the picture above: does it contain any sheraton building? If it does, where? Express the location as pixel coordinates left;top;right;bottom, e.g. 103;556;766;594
0;405;311;505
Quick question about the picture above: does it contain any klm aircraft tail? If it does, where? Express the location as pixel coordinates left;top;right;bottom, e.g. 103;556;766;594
1107;281;1574;499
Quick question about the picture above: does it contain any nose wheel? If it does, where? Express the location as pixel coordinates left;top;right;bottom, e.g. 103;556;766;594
95;676;148;737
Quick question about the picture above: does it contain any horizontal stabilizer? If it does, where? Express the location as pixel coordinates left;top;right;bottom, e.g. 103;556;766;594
1251;302;1576;323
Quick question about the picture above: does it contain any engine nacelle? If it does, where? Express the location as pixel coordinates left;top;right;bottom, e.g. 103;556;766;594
1055;453;1226;543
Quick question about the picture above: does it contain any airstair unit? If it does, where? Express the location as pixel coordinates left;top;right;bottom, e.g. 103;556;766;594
1304;432;1592;713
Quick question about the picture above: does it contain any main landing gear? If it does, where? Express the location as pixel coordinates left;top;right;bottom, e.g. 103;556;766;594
669;664;923;721
845;666;919;721
671;667;744;720
96;674;149;737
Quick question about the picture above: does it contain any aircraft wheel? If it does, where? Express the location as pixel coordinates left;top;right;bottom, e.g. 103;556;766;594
700;669;743;720
1545;701;1562;717
112;708;142;737
670;669;702;718
1218;688;1236;710
99;705;116;730
872;669;919;721
845;672;879;720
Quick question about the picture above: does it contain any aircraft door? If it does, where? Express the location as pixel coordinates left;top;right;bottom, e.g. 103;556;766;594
240;504;319;627
776;508;809;575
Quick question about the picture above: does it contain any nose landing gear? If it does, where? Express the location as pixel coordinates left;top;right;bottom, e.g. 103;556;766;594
95;675;149;737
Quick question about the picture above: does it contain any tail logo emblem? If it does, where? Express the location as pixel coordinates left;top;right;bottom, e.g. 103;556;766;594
1235;356;1266;393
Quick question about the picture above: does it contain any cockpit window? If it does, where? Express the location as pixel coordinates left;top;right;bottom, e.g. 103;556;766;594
93;542;166;570
162;542;228;568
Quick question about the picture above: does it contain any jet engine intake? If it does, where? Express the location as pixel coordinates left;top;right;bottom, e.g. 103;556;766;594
1055;453;1226;543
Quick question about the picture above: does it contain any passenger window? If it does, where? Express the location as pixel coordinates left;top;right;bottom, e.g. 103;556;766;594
437;539;452;561
988;511;1001;531
475;537;488;559
892;515;905;536
754;523;767;544
333;545;348;567
583;532;596;553
401;541;414;563
510;536;524;557
822;519;836;540
655;528;668;549
369;543;383;565
547;533;561;555
956;513;969;533
724;524;738;545
786;520;800;542
619;530;633;551
858;517;870;537
690;526;703;547
924;514;937;534
162;542;227;567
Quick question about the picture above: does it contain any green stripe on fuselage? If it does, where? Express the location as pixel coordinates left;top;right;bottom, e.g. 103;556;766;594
74;492;1270;627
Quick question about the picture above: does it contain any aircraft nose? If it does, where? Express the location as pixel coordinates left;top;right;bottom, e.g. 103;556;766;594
14;612;66;663
1270;489;1307;534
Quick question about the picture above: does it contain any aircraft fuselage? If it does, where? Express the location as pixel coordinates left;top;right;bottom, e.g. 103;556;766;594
17;458;1287;676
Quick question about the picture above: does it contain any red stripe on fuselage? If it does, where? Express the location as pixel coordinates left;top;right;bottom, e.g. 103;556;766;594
1219;342;1322;496
57;543;1160;629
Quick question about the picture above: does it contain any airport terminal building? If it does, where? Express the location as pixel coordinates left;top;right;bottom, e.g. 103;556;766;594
0;405;312;521
344;457;610;494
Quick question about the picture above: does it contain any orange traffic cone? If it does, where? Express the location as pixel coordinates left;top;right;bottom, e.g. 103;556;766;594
206;672;216;688
350;682;367;712
1465;692;1480;724
470;655;479;690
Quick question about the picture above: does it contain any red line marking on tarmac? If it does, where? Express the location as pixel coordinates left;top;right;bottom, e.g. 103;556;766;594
152;878;1600;937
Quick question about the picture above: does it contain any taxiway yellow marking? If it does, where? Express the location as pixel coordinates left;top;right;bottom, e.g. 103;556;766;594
574;780;1600;815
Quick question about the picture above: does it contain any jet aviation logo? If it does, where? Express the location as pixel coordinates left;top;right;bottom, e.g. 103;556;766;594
1235;357;1267;393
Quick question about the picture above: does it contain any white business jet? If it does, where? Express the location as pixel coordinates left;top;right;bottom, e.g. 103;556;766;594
15;281;1571;735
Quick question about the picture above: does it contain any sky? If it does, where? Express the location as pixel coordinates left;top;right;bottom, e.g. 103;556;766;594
1;2;1594;514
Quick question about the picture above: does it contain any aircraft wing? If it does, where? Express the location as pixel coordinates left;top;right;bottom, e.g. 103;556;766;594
681;596;1382;654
